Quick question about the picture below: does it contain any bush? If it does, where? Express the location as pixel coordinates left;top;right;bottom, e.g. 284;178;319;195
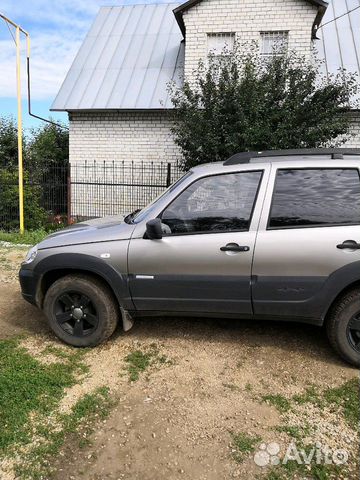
0;169;48;231
169;43;359;170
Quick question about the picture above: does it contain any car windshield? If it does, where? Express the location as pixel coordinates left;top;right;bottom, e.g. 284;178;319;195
128;171;193;224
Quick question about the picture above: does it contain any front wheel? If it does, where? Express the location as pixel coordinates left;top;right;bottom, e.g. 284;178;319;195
43;274;119;347
326;288;360;367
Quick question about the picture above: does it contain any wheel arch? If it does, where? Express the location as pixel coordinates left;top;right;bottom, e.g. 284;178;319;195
323;279;360;324
34;253;134;311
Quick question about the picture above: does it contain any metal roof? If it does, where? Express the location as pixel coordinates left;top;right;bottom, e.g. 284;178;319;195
51;4;184;111
52;0;360;112
316;0;360;97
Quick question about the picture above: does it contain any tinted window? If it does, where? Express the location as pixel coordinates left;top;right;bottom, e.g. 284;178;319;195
161;171;262;235
269;168;360;229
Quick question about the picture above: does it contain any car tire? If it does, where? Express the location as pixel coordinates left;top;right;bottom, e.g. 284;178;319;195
44;274;119;347
326;288;360;368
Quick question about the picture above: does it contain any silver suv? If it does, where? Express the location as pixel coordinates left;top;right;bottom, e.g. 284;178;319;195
19;149;360;367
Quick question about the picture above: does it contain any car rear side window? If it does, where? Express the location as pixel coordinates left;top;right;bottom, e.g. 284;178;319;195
160;171;263;235
269;168;360;229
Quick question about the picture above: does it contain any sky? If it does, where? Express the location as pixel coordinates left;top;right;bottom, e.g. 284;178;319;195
0;0;171;131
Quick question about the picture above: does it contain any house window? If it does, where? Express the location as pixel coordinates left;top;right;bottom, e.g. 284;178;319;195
260;31;288;57
207;33;235;57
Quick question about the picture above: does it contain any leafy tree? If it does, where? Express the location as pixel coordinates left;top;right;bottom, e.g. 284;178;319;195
27;122;69;171
0;169;47;231
0;116;26;168
169;44;359;170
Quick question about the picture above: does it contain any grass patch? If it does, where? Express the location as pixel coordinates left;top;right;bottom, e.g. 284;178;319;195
124;345;171;382
14;387;114;480
275;424;312;442
230;431;261;463
0;228;50;246
293;385;322;407
0;338;86;453
262;394;292;413
323;378;359;430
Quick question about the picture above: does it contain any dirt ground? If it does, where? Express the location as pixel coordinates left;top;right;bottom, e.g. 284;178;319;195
0;245;358;480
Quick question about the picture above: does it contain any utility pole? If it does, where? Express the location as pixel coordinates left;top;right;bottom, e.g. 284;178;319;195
0;13;29;234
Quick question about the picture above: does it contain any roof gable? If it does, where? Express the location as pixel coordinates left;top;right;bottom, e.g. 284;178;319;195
173;0;328;37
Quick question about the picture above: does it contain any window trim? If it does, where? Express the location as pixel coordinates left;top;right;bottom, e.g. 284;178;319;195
157;170;264;237
260;30;289;57
207;32;235;57
267;167;360;231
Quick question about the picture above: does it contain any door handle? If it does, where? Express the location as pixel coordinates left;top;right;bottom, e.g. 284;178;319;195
220;243;250;252
337;240;360;250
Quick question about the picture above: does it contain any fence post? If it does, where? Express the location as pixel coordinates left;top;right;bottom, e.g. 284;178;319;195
166;163;171;187
67;163;71;225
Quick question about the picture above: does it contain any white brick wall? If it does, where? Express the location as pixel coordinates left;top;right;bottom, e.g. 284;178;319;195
183;0;318;77
69;111;182;165
345;113;360;148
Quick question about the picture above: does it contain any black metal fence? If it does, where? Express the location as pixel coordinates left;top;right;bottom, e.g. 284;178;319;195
0;161;183;231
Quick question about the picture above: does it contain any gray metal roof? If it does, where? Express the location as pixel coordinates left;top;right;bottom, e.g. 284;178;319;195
52;0;359;112
51;3;184;111
316;0;360;95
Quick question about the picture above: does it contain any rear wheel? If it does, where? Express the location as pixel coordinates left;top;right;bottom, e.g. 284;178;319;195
326;288;360;367
44;274;118;347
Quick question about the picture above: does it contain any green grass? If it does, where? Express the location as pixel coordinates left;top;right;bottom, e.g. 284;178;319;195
323;378;359;430
124;345;171;382
262;394;292;413
0;337;115;479
230;431;261;463
293;385;322;406
14;387;114;480
0;338;87;453
0;228;49;246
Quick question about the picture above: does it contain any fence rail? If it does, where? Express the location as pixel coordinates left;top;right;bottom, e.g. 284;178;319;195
0;161;183;231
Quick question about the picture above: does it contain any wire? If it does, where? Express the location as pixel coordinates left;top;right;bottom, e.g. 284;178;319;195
318;5;360;29
2;17;16;44
27;57;69;130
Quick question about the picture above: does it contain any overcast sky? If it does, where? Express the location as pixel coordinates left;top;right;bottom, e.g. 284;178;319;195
0;0;171;130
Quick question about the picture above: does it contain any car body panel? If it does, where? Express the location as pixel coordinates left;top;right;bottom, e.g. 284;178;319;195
18;154;360;328
127;166;270;313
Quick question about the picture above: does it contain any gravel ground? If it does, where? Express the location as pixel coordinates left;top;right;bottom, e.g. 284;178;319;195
0;246;358;480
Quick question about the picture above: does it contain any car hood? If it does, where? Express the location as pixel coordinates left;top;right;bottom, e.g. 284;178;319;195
38;215;136;249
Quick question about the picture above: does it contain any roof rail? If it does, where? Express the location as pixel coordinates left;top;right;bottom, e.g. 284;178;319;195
223;148;360;166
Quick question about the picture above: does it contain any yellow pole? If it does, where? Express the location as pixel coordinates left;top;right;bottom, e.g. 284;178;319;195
15;25;24;234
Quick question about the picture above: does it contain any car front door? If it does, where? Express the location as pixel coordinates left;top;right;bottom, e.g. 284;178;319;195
252;163;360;322
128;168;268;314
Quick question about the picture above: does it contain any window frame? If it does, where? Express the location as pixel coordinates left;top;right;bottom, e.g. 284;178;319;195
267;167;360;231
260;31;289;58
207;32;235;58
158;170;264;237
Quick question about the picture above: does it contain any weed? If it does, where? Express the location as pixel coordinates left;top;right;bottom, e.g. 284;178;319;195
230;431;261;463
323;378;359;430
262;394;292;413
0;229;50;246
124;345;171;382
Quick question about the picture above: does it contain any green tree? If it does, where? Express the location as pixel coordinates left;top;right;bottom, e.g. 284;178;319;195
0;116;26;168
27;122;69;171
169;44;359;170
0;169;47;231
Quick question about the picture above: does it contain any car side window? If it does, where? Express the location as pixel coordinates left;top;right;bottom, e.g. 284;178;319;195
269;168;360;229
160;171;262;235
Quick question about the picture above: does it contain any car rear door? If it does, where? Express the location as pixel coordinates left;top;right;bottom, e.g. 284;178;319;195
128;167;269;314
252;160;360;322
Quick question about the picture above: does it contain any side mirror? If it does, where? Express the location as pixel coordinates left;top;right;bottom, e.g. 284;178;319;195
145;218;163;240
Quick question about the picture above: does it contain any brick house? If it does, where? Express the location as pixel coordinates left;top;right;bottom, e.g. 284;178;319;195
51;0;360;173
